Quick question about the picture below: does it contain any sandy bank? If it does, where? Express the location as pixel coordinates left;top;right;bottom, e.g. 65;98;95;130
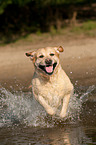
0;36;96;90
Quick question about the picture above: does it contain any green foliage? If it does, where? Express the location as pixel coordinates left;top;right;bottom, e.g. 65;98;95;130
70;20;96;36
35;0;96;6
0;0;32;14
0;0;95;15
0;0;96;44
36;29;42;36
35;0;88;6
12;0;32;6
0;0;12;14
50;26;57;35
81;20;96;31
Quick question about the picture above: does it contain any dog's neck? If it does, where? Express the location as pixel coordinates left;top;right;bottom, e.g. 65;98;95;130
35;64;62;82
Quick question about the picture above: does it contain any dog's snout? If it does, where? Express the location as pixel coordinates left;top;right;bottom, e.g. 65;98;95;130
45;58;52;65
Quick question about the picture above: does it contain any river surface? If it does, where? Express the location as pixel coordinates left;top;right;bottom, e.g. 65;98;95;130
0;81;96;145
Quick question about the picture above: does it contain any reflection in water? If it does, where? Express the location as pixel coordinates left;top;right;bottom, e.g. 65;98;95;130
0;125;93;144
0;85;96;144
41;126;92;145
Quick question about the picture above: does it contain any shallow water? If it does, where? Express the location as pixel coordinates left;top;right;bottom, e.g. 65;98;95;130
0;83;96;145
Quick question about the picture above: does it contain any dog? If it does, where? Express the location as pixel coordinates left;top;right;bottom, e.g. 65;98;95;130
25;46;73;118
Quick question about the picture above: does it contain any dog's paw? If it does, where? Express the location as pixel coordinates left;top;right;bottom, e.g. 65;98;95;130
47;108;55;116
59;112;66;118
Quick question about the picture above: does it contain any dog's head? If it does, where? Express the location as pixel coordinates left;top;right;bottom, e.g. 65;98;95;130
26;46;64;76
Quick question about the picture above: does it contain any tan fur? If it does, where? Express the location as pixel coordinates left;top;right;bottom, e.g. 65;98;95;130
26;46;73;118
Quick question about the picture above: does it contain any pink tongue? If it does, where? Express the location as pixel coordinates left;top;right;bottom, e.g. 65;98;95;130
45;65;53;73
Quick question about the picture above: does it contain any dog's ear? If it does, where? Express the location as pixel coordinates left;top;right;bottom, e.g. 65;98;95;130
25;51;36;60
54;46;64;53
58;46;64;52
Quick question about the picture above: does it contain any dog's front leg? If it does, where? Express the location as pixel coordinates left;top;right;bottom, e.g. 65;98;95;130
60;94;71;118
38;95;55;116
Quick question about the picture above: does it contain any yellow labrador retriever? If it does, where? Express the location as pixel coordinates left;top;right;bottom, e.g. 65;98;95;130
26;46;73;118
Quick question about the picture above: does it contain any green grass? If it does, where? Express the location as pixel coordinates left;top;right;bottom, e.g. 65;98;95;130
82;20;96;30
70;20;96;36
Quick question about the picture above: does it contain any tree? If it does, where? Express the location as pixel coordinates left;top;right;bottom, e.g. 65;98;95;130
0;0;32;14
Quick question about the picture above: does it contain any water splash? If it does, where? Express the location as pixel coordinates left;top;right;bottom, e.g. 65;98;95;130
0;87;48;127
67;85;96;120
80;85;95;101
0;85;95;128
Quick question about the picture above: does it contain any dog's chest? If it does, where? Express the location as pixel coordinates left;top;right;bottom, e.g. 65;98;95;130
39;84;62;107
33;76;66;107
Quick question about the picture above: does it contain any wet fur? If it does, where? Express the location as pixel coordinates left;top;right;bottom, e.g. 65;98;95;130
26;46;73;118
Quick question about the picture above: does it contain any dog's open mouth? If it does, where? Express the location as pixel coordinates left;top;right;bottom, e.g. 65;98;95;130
39;63;57;75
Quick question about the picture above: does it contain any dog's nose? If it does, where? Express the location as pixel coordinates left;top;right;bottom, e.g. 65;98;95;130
45;59;52;65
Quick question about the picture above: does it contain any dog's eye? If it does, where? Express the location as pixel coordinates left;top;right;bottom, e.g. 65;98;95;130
50;53;54;56
39;55;44;58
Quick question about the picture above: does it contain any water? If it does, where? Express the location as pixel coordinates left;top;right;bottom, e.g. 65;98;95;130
0;84;96;144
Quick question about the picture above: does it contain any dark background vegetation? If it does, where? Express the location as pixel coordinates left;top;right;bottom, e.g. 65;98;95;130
0;0;96;43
